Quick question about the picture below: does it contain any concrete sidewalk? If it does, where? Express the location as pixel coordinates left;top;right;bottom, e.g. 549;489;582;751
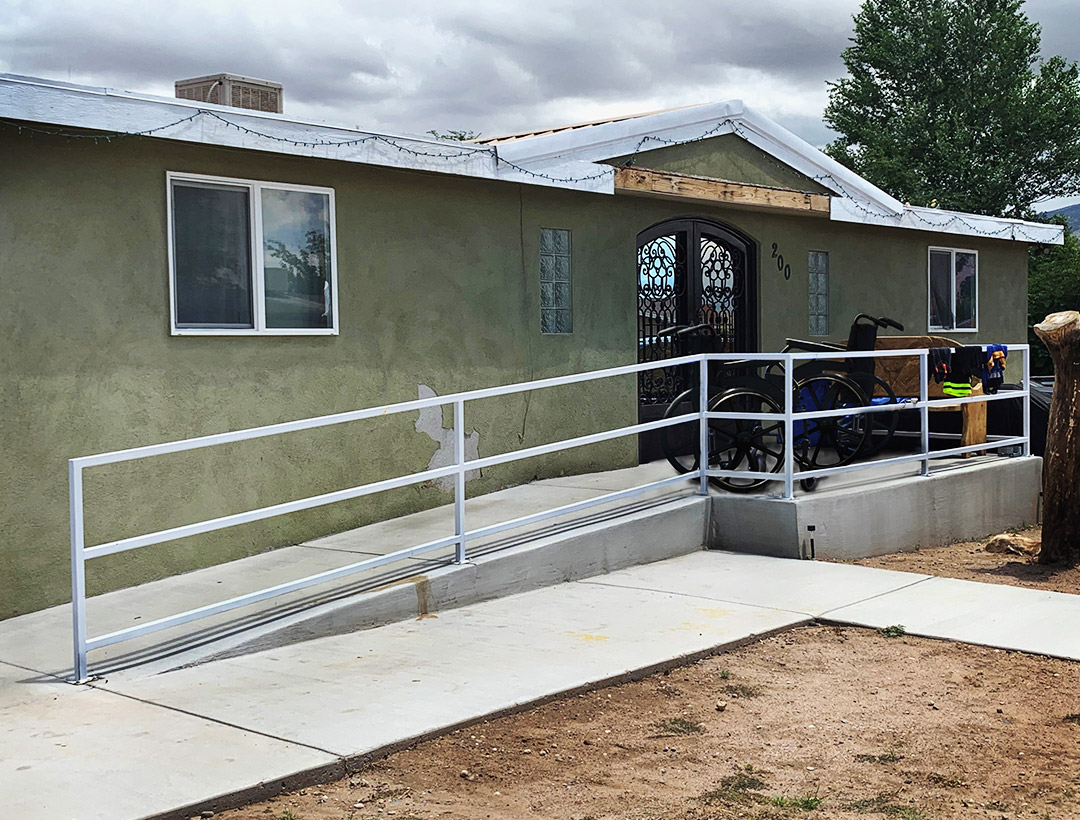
6;550;1080;820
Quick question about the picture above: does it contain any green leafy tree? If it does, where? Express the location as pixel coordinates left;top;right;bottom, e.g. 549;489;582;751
824;0;1080;218
426;128;481;141
1029;219;1080;373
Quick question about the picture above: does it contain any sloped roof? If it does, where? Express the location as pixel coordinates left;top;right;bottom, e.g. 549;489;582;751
0;73;1062;244
471;104;700;146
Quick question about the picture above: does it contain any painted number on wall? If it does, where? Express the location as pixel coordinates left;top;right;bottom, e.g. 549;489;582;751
771;243;792;280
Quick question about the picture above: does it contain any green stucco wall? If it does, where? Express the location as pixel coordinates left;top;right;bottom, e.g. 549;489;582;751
0;129;1030;619
606;133;833;195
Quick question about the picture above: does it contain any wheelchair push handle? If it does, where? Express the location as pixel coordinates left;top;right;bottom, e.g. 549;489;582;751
853;313;904;332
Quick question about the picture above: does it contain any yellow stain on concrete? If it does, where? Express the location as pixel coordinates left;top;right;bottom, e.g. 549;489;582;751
565;631;610;642
694;607;734;619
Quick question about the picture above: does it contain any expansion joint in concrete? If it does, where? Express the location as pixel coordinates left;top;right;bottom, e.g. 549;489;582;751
815;576;933;619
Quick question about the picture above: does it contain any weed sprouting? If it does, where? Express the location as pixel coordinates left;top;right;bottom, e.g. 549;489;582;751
771;793;823;810
878;624;907;638
655;717;704;735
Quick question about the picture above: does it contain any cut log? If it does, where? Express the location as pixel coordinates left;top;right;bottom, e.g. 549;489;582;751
984;532;1040;557
1032;310;1080;564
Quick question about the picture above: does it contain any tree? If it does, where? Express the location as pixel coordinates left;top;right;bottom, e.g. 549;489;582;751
1028;219;1080;374
1033;311;1080;564
824;0;1080;218
426;129;482;142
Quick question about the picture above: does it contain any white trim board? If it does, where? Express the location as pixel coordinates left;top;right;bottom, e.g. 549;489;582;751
0;73;612;195
0;73;1063;244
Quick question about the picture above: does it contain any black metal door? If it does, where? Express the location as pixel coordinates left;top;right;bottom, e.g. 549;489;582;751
637;219;757;458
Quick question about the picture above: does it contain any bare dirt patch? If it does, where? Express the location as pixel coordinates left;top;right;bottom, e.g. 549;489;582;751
843;526;1080;595
218;625;1080;820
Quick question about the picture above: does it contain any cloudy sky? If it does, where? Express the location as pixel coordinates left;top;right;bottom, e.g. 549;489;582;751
2;0;1078;154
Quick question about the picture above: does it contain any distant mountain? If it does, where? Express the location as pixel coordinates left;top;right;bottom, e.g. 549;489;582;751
1043;203;1080;231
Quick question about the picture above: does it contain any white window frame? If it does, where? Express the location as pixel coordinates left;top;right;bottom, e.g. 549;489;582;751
927;246;978;333
167;171;339;336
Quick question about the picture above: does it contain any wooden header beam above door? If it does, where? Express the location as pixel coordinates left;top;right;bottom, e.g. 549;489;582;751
613;166;831;215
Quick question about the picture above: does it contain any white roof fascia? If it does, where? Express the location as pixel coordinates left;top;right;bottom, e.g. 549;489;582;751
495;157;614;193
831;197;1065;245
0;73;604;193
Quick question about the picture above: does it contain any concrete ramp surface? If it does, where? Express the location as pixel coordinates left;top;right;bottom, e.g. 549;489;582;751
5;548;1080;820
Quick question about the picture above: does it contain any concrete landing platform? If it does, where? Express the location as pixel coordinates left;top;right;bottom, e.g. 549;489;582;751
5;550;1080;820
710;454;1041;560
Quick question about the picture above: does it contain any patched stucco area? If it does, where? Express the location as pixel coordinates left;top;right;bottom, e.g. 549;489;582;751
415;385;481;492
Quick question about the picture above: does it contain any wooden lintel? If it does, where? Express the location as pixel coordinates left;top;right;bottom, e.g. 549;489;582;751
613;166;831;215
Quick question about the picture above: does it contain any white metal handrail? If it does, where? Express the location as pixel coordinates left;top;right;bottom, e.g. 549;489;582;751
68;345;1031;681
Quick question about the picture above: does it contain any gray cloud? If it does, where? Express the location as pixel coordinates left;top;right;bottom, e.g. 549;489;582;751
1;0;1078;148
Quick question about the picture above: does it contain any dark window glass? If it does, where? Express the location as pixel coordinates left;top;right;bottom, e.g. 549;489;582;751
172;182;253;327
262;189;333;329
928;250;953;329
954;252;977;329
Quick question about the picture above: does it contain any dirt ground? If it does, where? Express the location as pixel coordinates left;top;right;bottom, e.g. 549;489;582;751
218;625;1080;820
842;527;1080;595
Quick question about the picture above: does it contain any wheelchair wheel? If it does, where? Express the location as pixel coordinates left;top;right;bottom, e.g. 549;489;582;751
659;387;785;492
860;374;900;458
660;388;704;475
792;373;870;469
705;388;785;492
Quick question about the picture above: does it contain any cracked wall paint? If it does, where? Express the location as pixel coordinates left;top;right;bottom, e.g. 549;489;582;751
415;384;481;492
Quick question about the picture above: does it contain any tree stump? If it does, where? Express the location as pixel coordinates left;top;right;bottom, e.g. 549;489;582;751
1033;310;1080;564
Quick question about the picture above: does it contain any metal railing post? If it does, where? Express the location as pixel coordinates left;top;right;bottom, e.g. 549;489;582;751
1021;345;1031;457
919;351;930;476
69;461;89;683
453;399;467;564
783;353;795;499
698;355;709;496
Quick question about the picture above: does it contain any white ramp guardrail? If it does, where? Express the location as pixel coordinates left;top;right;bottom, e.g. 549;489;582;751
69;345;1030;681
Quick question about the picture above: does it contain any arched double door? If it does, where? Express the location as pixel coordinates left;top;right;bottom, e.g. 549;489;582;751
637;218;757;458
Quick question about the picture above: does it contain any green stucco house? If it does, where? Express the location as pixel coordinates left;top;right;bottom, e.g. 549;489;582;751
0;73;1061;619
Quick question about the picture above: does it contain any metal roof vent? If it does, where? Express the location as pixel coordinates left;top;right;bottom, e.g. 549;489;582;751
174;74;284;113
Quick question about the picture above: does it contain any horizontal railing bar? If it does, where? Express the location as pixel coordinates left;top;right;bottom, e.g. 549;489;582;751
87;534;461;650
705;469;784;481
72;354;707;469
772;345;1029;362
922;436;1029;461
892;431;1019;442
465;413;695;471
794;437;1029;480
704;412;784;421
922;390;1028;408
85;463;461;558
465;474;696;541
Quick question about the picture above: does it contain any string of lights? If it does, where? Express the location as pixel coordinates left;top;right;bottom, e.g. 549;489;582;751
0;107;1060;243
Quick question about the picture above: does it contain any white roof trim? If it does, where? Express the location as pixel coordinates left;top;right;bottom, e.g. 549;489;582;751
0;73;613;194
0;73;1062;243
831;198;1064;245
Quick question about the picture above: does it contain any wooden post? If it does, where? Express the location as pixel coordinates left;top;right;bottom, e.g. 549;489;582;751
1033;310;1080;564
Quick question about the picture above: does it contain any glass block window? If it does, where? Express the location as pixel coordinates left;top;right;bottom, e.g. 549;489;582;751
540;228;572;334
808;251;829;336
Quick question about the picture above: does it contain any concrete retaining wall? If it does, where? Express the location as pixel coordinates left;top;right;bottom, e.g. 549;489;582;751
708;456;1042;560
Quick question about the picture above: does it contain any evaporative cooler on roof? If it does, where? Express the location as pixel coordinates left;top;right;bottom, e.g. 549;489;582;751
174;74;284;114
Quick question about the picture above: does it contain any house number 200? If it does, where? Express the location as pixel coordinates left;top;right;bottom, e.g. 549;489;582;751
771;243;792;280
